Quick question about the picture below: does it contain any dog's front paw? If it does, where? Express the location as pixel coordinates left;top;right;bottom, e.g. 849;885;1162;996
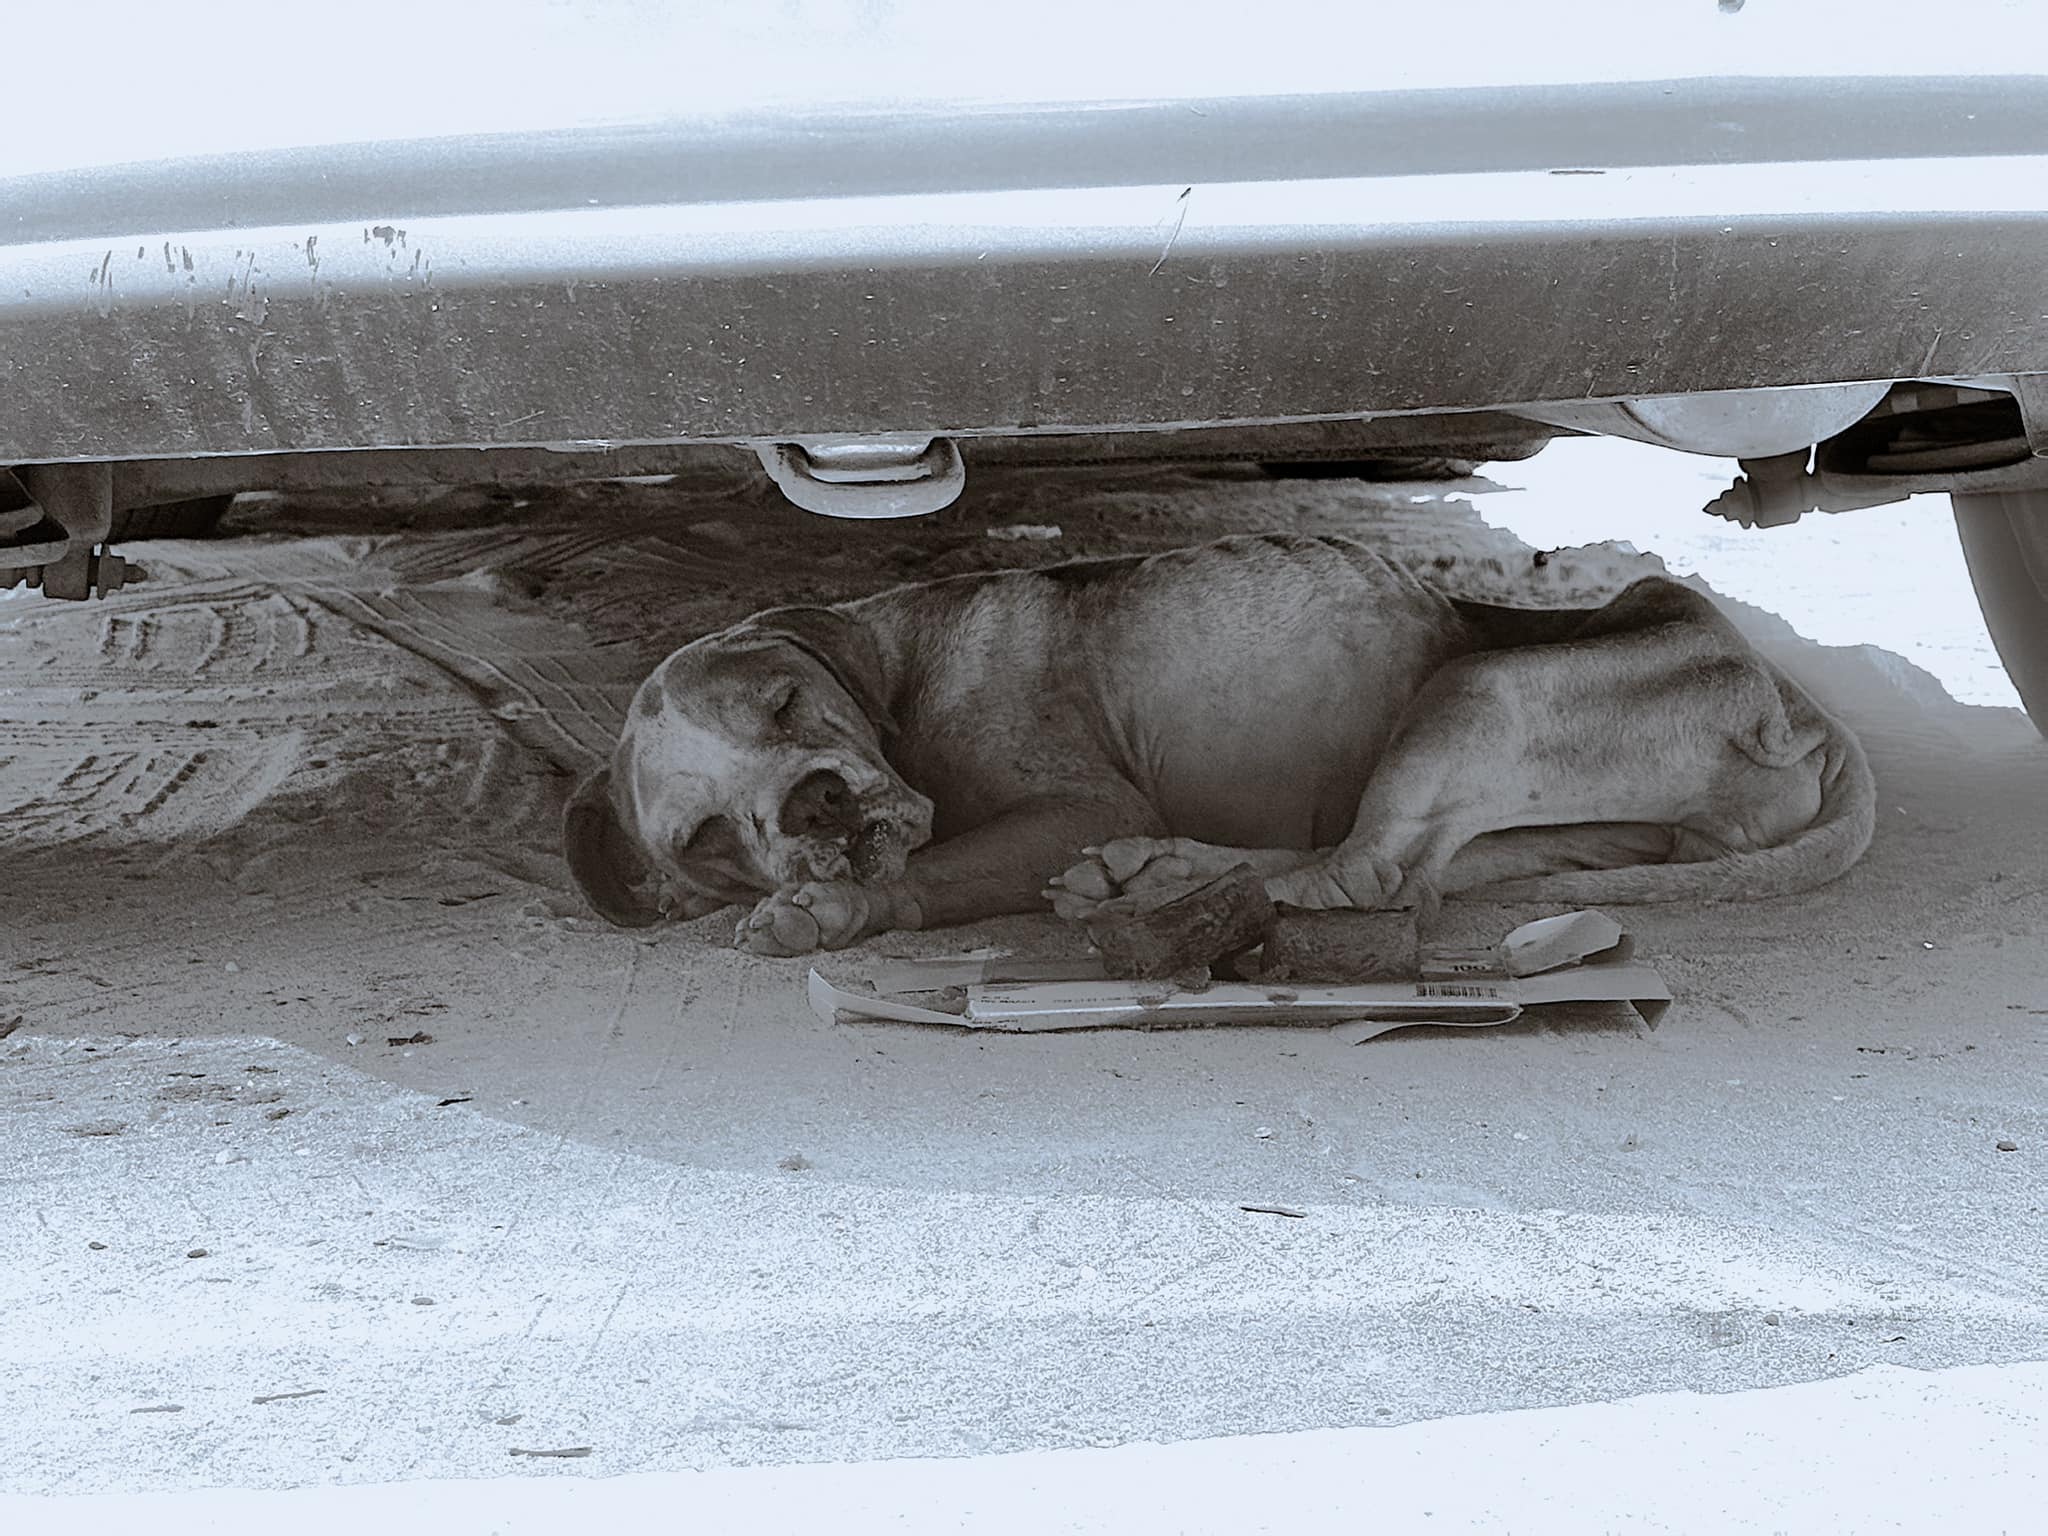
1045;837;1197;920
735;881;876;956
1263;851;1403;912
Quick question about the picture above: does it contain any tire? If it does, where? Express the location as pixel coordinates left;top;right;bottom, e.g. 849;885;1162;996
107;494;236;542
1953;489;2048;735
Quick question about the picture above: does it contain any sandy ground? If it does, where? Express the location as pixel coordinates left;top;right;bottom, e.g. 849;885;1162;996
3;443;2046;1517
7;1363;2044;1535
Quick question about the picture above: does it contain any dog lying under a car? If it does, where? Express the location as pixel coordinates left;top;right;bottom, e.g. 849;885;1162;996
564;532;1873;954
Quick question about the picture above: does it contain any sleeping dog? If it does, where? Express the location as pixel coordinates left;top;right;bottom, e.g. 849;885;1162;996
565;533;1873;954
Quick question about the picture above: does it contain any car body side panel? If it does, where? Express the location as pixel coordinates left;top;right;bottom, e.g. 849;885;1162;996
5;160;2047;461
9;76;2048;243
5;11;2047;462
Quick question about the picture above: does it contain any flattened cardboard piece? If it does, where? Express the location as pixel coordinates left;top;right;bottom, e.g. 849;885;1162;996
1330;1013;1531;1046
1509;959;1671;1024
961;980;1525;1033
807;969;965;1027
1419;946;1509;980
1420;932;1668;1027
811;908;1672;1035
866;954;1107;992
1499;909;1629;977
953;961;1668;1033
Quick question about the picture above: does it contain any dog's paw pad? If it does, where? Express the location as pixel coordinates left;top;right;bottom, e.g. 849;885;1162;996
1098;838;1174;884
1050;840;1200;920
1046;885;1107;922
735;892;822;956
1053;860;1118;901
1123;855;1196;893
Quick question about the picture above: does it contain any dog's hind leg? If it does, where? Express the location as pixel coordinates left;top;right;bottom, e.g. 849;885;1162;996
1437;823;1687;889
1054;579;1863;919
1268;578;1847;910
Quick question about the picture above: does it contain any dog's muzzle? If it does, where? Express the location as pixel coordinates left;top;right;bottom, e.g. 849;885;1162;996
565;744;934;928
765;759;933;886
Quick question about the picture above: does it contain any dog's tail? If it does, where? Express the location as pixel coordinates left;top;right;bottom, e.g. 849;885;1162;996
1464;711;1876;907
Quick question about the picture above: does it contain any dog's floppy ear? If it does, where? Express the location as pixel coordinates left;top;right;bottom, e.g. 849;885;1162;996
747;605;896;738
562;766;664;928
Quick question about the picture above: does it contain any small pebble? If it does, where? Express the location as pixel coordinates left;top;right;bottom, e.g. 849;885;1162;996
1996;1139;2019;1153
186;1248;208;1259
411;1296;436;1307
1252;1126;1274;1140
264;1108;290;1121
223;962;240;974
87;1241;107;1251
344;1032;364;1047
214;1149;235;1165
1763;1312;1782;1326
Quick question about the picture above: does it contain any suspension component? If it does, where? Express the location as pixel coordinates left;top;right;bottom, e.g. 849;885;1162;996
0;463;133;599
1706;446;1915;528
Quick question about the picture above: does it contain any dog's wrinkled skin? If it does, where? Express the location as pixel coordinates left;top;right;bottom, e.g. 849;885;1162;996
565;534;1875;955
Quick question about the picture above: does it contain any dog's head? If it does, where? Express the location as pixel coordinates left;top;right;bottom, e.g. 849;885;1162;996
563;606;935;926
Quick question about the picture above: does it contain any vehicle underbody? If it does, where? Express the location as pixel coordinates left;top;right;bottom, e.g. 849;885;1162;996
7;73;2048;718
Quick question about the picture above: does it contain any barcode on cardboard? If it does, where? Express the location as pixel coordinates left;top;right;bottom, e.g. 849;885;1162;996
1415;982;1507;1000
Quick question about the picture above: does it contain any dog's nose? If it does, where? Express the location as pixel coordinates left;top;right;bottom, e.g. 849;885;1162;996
778;769;861;838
